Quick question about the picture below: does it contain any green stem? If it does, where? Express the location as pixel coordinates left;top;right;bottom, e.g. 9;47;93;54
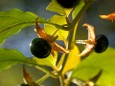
59;0;94;85
24;60;56;78
36;74;50;84
59;75;65;86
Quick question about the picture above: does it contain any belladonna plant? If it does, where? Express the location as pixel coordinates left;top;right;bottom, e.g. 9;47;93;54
0;0;114;86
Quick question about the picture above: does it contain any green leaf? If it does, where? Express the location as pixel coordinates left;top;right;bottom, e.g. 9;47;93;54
29;52;58;69
72;47;115;86
0;48;54;76
44;15;68;40
0;48;26;70
0;8;50;45
46;0;72;16
72;0;85;19
72;66;102;81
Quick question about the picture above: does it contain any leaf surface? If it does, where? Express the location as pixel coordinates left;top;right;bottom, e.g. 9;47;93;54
0;48;54;75
0;48;26;70
0;8;51;45
44;15;68;40
72;47;115;86
30;52;58;68
62;45;80;75
46;0;72;16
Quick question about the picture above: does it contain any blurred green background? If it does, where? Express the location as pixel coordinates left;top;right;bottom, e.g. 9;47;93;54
0;0;115;86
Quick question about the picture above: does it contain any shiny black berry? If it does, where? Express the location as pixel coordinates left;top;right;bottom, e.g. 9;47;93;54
30;38;51;58
95;34;109;53
56;0;80;8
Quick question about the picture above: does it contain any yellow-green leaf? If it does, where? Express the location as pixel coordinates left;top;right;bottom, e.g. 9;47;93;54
46;0;72;16
62;45;80;75
72;47;115;86
30;52;58;69
0;8;51;45
44;15;68;40
0;48;54;75
0;48;26;70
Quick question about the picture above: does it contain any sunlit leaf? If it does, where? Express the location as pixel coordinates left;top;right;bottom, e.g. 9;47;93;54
30;52;58;68
89;69;103;83
46;0;72;16
0;48;26;70
0;8;52;45
44;15;68;40
72;0;85;19
72;66;101;81
62;45;80;75
72;47;115;86
0;48;51;75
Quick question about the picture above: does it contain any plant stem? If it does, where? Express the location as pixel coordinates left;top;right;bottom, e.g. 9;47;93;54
25;60;56;78
59;0;94;85
36;74;49;84
59;75;65;86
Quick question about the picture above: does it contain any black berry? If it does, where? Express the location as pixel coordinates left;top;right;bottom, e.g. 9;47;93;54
30;38;51;58
56;0;80;8
95;34;109;53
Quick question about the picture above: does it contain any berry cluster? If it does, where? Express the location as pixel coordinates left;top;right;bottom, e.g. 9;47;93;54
30;1;109;58
30;22;109;58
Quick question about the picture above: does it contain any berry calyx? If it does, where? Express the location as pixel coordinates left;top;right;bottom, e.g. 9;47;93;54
56;0;80;8
95;34;109;53
30;38;51;58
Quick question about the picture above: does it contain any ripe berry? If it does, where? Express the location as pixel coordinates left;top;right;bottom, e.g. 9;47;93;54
95;34;109;53
56;0;80;8
30;38;51;58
